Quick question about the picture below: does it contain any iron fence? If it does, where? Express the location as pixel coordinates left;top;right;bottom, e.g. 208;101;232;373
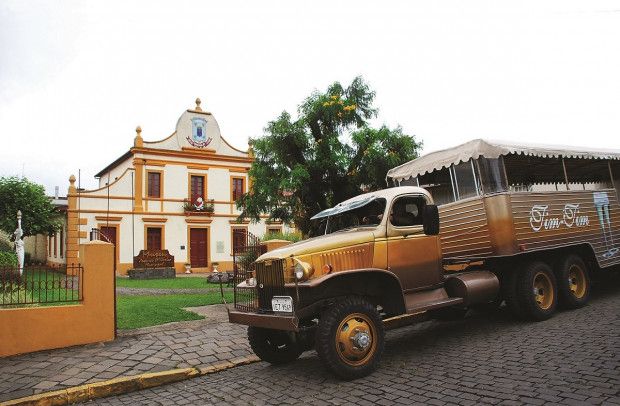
0;265;83;307
233;231;267;312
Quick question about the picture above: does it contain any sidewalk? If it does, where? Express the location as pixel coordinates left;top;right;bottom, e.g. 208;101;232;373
0;305;252;403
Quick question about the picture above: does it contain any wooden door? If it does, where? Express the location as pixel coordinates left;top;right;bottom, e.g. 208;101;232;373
190;228;208;267
386;195;443;291
100;226;116;246
190;176;205;202
146;227;162;251
100;226;117;272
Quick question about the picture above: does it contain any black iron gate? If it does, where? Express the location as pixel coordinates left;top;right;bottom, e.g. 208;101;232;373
232;231;266;312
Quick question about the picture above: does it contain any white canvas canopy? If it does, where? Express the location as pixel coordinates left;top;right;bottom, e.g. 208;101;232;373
387;139;620;183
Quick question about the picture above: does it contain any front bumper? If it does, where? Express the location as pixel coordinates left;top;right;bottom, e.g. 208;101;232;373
228;310;299;332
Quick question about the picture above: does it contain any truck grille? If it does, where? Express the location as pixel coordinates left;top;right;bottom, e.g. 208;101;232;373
234;259;286;313
256;259;286;312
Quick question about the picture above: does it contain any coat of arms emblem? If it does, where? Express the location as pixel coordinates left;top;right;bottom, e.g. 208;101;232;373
187;117;212;148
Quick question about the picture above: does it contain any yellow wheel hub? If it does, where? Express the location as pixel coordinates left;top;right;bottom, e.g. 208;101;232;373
335;313;377;366
568;264;587;299
533;272;554;310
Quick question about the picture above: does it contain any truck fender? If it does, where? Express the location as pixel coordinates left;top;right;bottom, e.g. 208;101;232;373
296;268;406;316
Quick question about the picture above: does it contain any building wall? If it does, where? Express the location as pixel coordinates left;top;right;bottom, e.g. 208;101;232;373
25;234;47;263
65;101;292;275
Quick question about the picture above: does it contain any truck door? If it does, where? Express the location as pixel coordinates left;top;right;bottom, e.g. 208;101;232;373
386;194;443;291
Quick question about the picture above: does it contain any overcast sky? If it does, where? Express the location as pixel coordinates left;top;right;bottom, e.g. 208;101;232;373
1;0;619;194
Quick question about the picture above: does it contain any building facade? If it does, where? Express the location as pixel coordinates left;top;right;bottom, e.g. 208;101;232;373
64;99;290;274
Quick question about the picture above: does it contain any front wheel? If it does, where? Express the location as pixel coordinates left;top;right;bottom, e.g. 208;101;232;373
315;297;385;380
247;327;303;365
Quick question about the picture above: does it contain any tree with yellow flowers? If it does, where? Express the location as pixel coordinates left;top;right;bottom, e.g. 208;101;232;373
237;77;422;235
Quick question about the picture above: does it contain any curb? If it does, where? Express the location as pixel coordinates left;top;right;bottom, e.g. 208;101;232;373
1;355;260;406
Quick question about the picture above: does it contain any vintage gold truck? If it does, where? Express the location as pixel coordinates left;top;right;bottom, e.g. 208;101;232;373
228;139;620;380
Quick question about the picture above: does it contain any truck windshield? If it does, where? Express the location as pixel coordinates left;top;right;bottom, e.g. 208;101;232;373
315;198;387;235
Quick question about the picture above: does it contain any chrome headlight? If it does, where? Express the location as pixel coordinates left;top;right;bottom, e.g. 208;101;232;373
292;258;314;281
294;263;305;280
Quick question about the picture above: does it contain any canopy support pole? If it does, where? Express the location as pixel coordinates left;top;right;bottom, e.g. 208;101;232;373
561;156;569;190
474;159;486;195
470;159;480;196
499;156;509;190
449;165;459;202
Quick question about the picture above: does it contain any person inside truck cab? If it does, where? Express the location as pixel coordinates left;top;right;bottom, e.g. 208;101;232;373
390;197;424;227
361;199;386;225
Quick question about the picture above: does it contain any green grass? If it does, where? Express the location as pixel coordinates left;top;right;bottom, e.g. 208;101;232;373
115;276;222;289
116;292;233;330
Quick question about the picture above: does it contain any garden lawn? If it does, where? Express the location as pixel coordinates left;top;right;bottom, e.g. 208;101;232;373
115;276;221;289
116;292;233;330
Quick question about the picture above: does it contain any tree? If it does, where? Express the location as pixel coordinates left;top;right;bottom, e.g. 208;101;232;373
237;77;422;235
0;177;62;238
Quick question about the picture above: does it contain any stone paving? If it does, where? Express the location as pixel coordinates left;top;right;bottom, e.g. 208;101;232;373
95;274;620;406
0;305;251;402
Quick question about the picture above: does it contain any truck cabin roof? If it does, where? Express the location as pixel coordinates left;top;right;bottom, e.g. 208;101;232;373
386;139;620;205
310;186;433;220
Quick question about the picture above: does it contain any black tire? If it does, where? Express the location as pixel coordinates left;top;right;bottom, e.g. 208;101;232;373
247;327;303;365
315;297;385;380
503;269;525;319
555;255;591;309
516;261;558;321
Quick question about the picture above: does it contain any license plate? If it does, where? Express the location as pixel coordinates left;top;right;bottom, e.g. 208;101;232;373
271;296;293;313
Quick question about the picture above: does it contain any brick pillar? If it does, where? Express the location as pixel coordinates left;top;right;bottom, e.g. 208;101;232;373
66;175;79;273
80;240;115;341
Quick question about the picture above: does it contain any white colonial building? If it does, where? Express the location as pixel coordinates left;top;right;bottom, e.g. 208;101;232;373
64;99;290;274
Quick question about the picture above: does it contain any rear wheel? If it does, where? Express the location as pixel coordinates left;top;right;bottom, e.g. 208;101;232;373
248;327;303;365
517;261;558;321
555;255;591;309
315;297;385;380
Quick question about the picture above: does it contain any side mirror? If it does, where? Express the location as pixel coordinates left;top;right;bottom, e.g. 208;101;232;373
423;205;440;235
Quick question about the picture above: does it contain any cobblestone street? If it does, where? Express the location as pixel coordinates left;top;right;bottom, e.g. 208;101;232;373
95;274;620;406
0;305;250;402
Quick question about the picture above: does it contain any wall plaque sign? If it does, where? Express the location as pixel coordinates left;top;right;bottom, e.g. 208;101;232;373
133;250;175;269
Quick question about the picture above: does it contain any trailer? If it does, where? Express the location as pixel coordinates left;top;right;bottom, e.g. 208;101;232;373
387;139;620;312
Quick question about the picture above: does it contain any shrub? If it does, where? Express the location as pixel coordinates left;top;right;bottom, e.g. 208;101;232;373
263;230;303;243
0;251;18;267
0;238;12;252
0;268;22;287
1;289;33;304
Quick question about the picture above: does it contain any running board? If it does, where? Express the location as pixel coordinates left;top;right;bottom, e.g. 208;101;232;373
404;287;464;314
406;297;463;313
382;289;465;330
383;311;429;330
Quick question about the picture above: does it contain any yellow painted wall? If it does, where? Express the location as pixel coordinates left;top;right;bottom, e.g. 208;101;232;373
0;241;115;358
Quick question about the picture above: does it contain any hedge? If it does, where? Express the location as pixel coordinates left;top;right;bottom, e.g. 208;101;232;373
0;251;18;267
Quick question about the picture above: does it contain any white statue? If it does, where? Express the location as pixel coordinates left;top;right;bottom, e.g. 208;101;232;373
14;210;24;275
